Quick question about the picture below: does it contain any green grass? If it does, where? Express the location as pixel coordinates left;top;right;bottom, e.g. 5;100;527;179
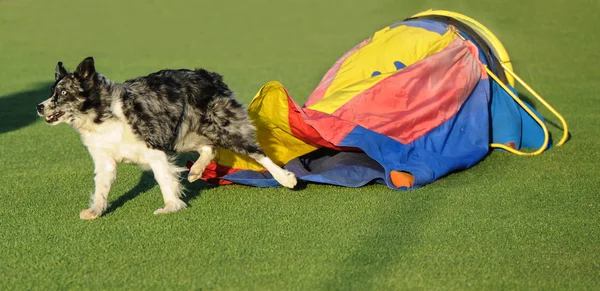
1;0;599;289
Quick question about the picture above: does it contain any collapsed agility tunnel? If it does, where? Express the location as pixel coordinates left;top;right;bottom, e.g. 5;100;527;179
187;10;569;190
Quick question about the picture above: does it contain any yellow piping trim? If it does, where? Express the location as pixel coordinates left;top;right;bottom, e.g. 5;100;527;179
449;27;568;155
485;66;549;156
500;63;569;146
411;9;516;86
449;29;568;154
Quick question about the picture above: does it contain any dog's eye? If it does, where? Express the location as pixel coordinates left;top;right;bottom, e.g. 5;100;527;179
61;90;67;96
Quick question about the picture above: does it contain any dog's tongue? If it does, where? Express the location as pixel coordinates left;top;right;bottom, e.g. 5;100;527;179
46;114;54;121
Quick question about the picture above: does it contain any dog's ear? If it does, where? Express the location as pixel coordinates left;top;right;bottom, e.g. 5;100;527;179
75;57;96;80
55;61;68;81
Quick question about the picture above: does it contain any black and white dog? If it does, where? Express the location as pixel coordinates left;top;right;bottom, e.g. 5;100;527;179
37;57;297;220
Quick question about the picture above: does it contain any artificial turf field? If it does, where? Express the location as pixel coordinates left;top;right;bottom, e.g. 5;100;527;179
1;0;599;289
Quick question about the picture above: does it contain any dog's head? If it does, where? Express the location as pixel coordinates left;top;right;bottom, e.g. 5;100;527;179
36;57;98;125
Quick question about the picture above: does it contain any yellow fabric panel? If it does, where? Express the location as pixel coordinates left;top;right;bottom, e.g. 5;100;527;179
308;27;457;114
213;148;264;171
213;81;318;170
306;73;389;114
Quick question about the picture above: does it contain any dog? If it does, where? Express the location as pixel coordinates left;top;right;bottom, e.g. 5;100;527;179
37;57;297;220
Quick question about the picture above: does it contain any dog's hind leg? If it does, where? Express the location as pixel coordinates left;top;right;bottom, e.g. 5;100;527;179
205;96;297;188
221;137;297;189
187;145;216;183
80;149;117;220
249;151;297;188
145;150;187;215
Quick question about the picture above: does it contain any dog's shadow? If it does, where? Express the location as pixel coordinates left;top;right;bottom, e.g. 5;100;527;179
0;82;53;135
104;155;217;215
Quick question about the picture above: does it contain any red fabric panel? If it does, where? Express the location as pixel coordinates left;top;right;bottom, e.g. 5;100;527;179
284;89;345;150
188;161;241;185
302;109;359;146
331;38;483;144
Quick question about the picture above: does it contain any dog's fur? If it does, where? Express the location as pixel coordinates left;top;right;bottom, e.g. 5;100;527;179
37;57;297;220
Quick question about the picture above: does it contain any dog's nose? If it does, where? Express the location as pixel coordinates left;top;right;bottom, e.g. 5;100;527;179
37;103;44;114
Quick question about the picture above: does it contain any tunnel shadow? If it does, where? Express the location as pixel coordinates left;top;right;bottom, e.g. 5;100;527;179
0;82;52;134
517;90;571;143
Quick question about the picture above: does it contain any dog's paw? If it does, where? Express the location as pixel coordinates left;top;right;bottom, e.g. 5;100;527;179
80;208;101;220
153;199;187;215
187;172;202;183
276;170;297;189
187;164;206;183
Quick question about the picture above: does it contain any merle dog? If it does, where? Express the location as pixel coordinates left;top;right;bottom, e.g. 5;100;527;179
37;57;297;220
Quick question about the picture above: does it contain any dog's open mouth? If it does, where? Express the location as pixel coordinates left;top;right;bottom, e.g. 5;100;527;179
45;111;65;123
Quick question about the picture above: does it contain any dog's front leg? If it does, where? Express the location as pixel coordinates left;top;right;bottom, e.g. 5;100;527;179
146;150;187;215
80;149;117;220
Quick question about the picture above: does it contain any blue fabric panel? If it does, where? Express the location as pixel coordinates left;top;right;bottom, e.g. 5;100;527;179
295;151;386;187
490;82;522;149
519;100;552;150
220;170;281;188
221;152;386;188
459;29;548;151
337;78;491;189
